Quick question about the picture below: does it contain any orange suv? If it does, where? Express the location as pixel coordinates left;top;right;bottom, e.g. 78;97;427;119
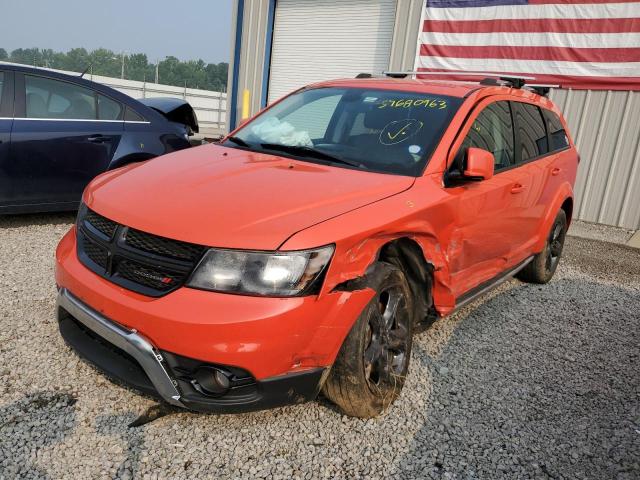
55;74;578;417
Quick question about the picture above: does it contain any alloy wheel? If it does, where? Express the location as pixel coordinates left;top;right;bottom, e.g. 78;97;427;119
363;286;411;391
546;221;565;272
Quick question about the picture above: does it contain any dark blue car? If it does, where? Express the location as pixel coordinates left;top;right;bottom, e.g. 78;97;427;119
0;63;198;214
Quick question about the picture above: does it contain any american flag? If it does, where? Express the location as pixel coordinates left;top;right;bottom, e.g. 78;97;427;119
416;0;640;90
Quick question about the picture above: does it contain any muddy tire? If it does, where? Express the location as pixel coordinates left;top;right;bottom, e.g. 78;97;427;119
322;262;414;418
517;209;568;284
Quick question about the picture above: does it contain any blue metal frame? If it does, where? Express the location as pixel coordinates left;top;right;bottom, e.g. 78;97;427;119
260;0;277;108
228;0;245;131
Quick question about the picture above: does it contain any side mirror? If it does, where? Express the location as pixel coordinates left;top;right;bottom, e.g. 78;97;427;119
464;147;495;181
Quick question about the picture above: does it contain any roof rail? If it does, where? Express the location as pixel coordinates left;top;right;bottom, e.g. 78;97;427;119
383;71;534;80
379;71;560;96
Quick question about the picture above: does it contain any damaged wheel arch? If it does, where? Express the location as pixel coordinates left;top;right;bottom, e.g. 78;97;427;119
333;236;439;331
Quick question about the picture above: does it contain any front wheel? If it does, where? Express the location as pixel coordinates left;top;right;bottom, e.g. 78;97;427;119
322;262;414;418
517;209;568;284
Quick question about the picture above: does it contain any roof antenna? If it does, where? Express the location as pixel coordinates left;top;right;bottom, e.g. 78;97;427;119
79;63;93;78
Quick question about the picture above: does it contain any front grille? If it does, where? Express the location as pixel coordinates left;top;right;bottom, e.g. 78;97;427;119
125;228;204;261
77;207;207;297
82;235;109;269
85;209;117;239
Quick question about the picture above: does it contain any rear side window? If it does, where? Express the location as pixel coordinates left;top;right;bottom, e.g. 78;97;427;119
513;102;548;162
124;106;145;122
458;101;515;172
543;110;570;152
25;75;97;120
97;94;123;120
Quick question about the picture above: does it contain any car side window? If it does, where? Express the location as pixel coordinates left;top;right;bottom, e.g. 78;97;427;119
97;94;123;120
0;72;4;102
25;75;97;120
512;102;549;162
457;101;515;172
543;110;570;152
124;106;145;122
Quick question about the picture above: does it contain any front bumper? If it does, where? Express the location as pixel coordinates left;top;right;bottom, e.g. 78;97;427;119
55;227;373;412
57;288;326;412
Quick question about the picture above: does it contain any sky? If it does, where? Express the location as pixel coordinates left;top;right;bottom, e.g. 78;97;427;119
1;0;233;64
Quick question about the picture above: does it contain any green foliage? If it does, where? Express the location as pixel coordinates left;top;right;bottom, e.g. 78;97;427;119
2;47;228;92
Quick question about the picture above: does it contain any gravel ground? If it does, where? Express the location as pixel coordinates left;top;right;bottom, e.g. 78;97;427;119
0;213;638;479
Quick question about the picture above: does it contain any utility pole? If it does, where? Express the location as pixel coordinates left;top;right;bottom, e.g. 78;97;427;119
155;61;159;84
121;51;125;79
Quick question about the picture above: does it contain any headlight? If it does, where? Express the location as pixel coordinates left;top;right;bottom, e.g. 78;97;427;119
187;245;334;296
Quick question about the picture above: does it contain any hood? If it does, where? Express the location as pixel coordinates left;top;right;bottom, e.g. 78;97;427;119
138;97;199;133
85;144;415;250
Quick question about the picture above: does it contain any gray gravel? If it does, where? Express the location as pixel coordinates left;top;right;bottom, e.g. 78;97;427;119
0;213;638;479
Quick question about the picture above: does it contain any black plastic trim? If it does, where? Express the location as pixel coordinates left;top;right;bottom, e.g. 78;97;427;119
58;307;326;413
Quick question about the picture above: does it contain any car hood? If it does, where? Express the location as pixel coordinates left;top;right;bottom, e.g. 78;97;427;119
85;144;415;250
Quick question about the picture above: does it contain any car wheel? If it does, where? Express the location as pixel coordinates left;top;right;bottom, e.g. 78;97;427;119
517;209;568;284
322;262;414;418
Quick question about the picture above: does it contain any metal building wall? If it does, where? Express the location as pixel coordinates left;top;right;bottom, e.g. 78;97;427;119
228;2;639;230
227;0;424;130
227;0;273;130
550;89;640;229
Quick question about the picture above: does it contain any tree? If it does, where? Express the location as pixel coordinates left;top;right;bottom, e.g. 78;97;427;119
3;47;228;91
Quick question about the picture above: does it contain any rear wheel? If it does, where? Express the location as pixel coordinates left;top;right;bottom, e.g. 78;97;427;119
323;262;414;418
517;209;567;284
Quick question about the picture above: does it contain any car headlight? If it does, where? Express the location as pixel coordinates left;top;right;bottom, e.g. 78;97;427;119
186;245;334;296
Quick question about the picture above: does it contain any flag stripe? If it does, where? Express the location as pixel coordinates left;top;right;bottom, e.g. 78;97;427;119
421;31;640;49
421;44;640;63
416;68;640;90
424;3;640;20
418;55;640;76
423;18;640;34
428;0;637;6
417;0;640;90
529;0;640;4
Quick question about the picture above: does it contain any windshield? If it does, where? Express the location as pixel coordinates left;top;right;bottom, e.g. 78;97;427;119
224;87;463;176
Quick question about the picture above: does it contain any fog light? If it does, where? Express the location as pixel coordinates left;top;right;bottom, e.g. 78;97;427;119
192;367;231;396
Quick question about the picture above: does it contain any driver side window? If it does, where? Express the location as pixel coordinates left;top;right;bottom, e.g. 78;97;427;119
457;101;515;173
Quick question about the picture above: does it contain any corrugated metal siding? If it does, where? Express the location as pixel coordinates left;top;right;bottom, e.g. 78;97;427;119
551;89;640;229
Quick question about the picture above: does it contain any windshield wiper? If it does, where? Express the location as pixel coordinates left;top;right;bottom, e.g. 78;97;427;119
259;143;365;169
225;136;250;147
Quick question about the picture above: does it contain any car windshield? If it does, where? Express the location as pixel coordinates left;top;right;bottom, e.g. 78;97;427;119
224;87;463;176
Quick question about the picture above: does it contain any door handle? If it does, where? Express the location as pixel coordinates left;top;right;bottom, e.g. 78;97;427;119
511;184;526;194
87;135;109;143
551;167;562;176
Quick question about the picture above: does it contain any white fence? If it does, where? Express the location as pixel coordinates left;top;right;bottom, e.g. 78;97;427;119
87;74;227;136
2;62;227;135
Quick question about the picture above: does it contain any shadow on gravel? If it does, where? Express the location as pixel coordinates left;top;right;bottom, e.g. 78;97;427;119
0;392;77;479
0;212;76;228
96;413;146;480
398;277;640;479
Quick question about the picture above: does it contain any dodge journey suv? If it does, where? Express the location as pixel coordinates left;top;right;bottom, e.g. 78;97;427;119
55;74;578;417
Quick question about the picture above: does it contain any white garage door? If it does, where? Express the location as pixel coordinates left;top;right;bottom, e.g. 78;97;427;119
267;0;397;104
